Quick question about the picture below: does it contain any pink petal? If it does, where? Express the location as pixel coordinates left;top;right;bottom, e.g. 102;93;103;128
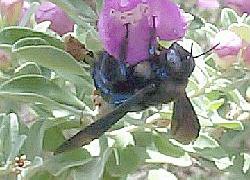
148;0;187;40
35;2;74;36
212;30;242;58
196;0;220;9
98;0;151;64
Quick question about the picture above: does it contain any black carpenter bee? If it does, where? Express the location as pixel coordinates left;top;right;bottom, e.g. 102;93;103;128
55;22;217;154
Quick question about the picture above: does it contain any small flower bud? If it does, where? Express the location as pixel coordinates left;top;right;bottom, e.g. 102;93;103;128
212;30;242;68
0;0;24;25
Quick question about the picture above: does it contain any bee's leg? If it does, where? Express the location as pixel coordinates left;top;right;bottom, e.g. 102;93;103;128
93;24;131;105
113;23;130;82
93;51;114;94
98;23;130;84
149;16;157;56
171;92;200;144
119;23;129;62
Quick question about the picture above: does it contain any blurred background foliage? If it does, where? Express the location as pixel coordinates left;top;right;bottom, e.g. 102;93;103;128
0;0;249;179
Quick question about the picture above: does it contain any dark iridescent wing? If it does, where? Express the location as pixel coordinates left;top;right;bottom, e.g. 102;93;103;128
55;83;156;154
171;92;200;144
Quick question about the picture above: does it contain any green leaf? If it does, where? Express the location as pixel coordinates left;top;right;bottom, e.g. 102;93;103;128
43;127;65;152
72;148;112;180
13;45;85;76
229;23;250;43
15;62;41;75
188;15;205;30
214;121;244;130
153;133;185;157
0;115;12;162
0;74;85;109
8;115;26;162
21;120;44;159
208;98;225;111
28;171;56;180
146;150;192;166
96;0;104;15
49;0;97;19
133;131;154;147
112;131;134;148
12;37;49;50
85;31;103;52
0;92;84;116
43;149;91;176
0;114;26;163
221;8;238;28
193;134;219;149
106;146;148;177
0;27;63;49
194;146;228;160
21;116;80;159
206;90;223;100
0;44;12;54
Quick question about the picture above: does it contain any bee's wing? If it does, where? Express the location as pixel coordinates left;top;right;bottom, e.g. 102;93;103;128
171;92;200;144
55;83;156;154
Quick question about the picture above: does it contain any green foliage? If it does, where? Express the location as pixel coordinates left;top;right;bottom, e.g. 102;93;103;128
0;0;249;179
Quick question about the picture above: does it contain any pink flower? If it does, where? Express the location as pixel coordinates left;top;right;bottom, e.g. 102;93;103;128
242;44;250;69
196;0;220;9
212;30;242;68
98;0;187;65
35;2;74;36
224;0;250;14
213;30;242;58
0;0;24;25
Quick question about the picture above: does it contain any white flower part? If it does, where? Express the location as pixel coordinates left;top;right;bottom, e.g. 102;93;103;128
110;3;149;25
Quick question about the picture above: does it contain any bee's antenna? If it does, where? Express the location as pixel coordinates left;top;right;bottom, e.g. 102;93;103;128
193;43;220;58
117;23;130;79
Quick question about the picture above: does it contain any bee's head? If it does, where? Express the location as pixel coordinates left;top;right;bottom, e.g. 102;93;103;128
160;42;195;80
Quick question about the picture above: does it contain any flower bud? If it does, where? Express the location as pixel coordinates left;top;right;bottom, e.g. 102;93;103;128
212;30;242;68
35;2;74;36
0;0;24;25
242;44;250;69
196;0;220;10
0;49;11;69
224;0;250;14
